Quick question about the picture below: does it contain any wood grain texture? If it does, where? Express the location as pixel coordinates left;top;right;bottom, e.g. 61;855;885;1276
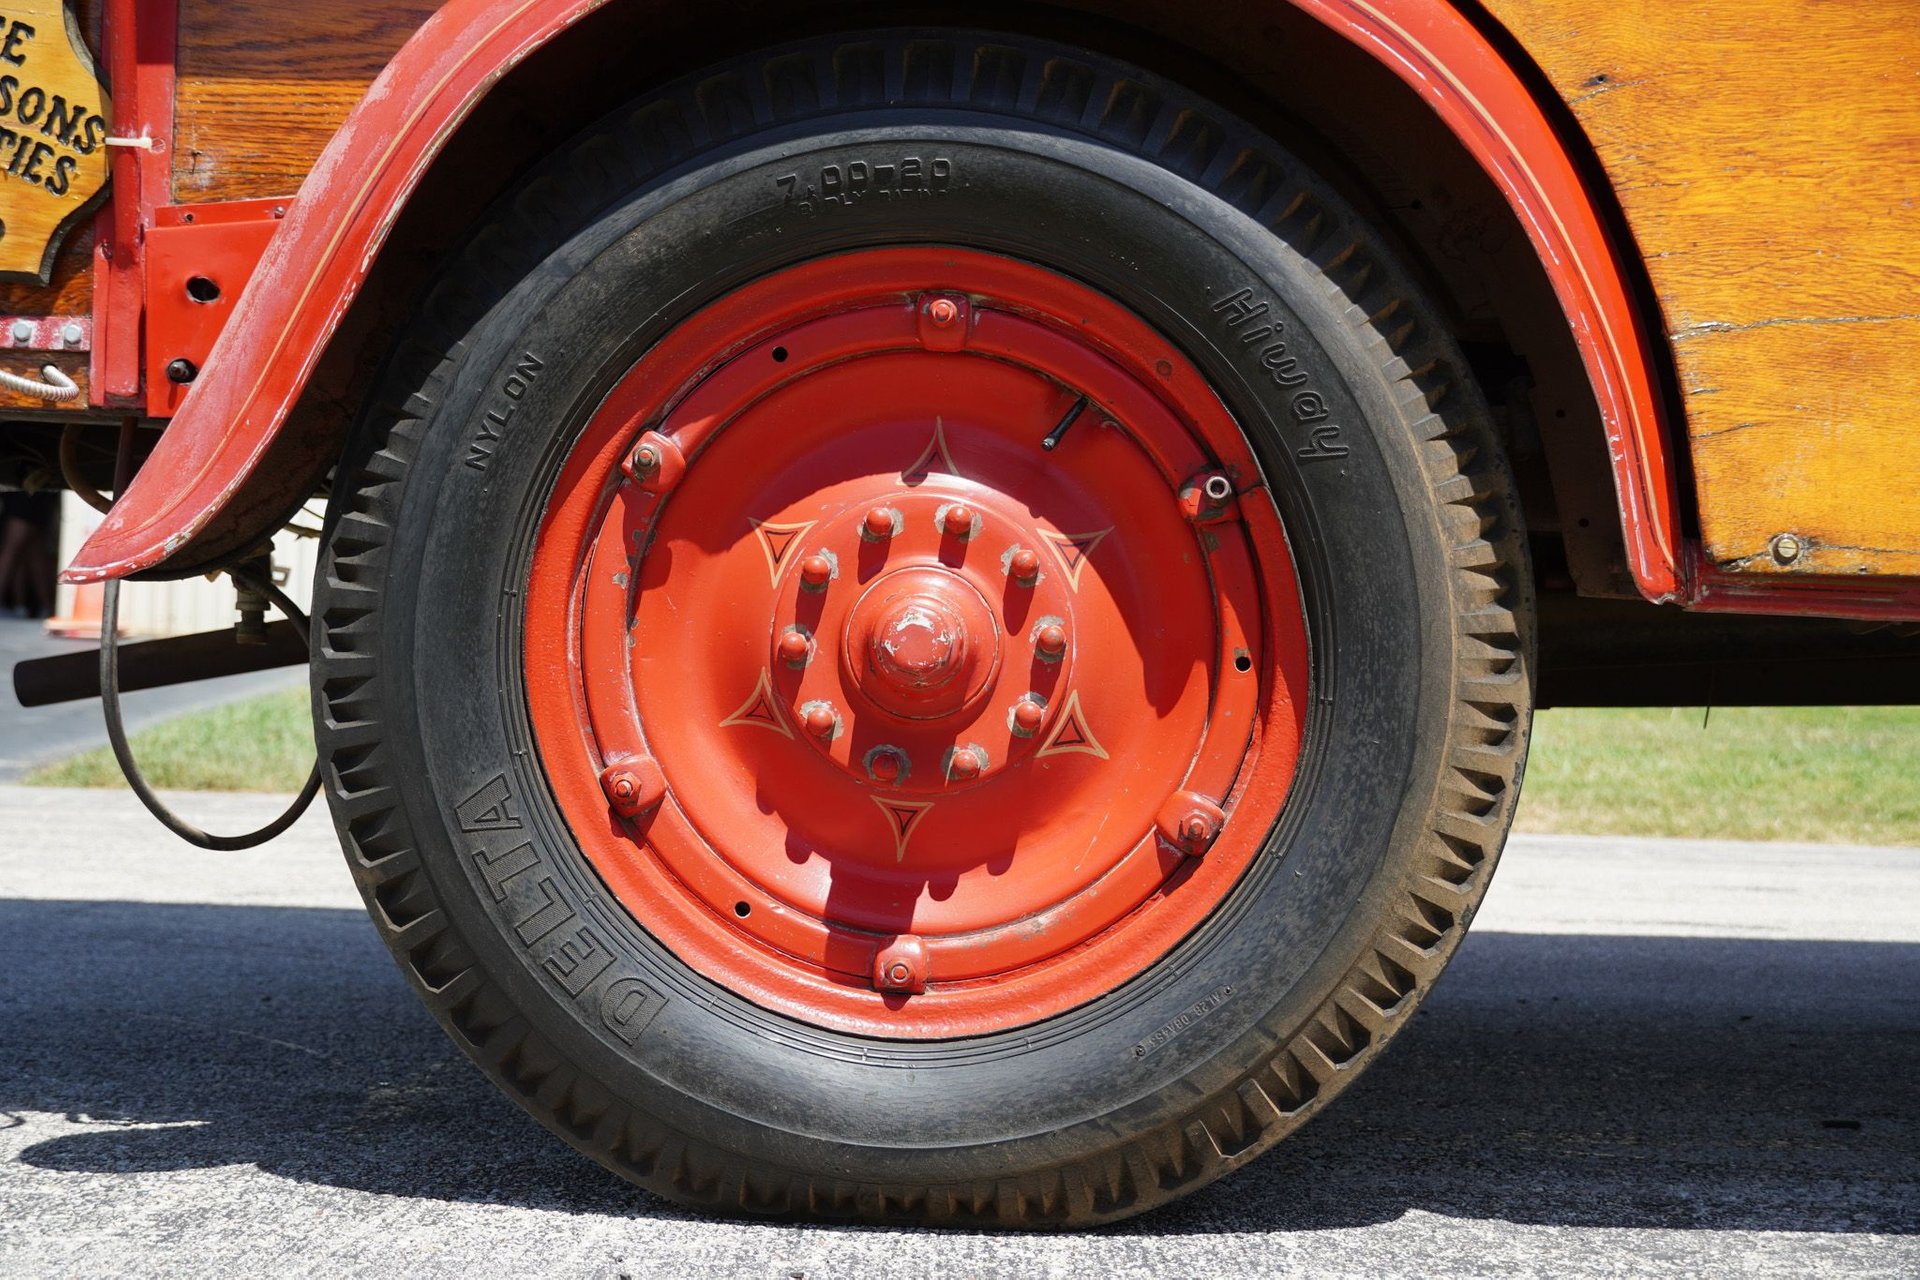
1486;0;1920;576
171;0;444;202
0;0;111;284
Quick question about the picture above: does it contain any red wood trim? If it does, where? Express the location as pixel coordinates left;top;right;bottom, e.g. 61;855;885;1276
65;0;1686;604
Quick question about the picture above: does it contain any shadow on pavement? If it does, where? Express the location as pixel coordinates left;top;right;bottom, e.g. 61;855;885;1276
2;898;1914;1235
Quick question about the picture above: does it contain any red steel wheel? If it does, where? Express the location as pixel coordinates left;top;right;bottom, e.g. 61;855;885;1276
525;249;1309;1036
316;31;1532;1227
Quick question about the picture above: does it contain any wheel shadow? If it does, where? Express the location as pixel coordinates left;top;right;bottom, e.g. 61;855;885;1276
2;898;1914;1235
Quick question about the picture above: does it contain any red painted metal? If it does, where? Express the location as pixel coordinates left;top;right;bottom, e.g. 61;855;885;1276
144;200;285;416
524;249;1310;1036
91;0;178;407
1684;552;1920;624
63;0;1702;619
66;0;614;580
0;315;90;352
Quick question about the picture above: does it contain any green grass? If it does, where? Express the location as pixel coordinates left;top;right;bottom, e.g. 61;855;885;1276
1515;705;1920;845
26;687;315;792
25;690;1920;845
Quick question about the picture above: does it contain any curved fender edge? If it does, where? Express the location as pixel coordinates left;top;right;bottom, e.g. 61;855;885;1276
64;0;1683;604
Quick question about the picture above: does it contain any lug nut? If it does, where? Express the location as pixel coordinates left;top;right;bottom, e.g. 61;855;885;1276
926;297;959;326
629;442;661;477
948;747;984;781
868;748;905;785
873;935;928;993
1181;813;1212;843
803;702;839;739
799;554;834;590
1008;547;1041;585
864;507;899;540
1035;623;1068;660
1010;697;1046;737
599;759;665;818
941;504;976;539
777;628;813;667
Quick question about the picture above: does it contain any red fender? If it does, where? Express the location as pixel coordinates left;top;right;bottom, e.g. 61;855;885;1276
64;0;1684;604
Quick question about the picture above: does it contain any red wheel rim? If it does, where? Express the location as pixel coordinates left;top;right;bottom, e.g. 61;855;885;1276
526;248;1309;1037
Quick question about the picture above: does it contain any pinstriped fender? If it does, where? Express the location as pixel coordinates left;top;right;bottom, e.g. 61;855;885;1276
62;0;1684;603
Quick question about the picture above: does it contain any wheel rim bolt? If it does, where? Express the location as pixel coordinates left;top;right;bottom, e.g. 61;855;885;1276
777;629;813;667
1010;697;1046;737
869;749;905;784
927;297;959;326
799;554;833;590
948;747;983;781
630;443;661;477
803;703;839;739
1008;547;1040;585
864;507;899;540
1181;814;1211;844
941;504;976;539
1035;623;1068;660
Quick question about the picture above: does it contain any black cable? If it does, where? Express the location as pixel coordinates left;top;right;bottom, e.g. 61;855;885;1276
98;567;322;850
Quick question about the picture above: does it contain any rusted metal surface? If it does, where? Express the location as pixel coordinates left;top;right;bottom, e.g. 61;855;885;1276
523;249;1310;1036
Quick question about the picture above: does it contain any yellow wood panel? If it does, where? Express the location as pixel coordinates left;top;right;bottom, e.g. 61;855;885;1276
0;0;111;284
1486;0;1920;575
172;0;444;202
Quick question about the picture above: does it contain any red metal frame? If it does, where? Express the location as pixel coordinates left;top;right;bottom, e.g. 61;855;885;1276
58;0;1916;622
524;248;1309;1036
144;199;286;417
91;0;177;407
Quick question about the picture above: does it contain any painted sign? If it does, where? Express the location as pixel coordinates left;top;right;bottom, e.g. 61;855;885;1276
0;1;109;283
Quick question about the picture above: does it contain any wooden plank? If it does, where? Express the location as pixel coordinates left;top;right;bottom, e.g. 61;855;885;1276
0;0;112;284
171;0;443;202
1486;0;1920;576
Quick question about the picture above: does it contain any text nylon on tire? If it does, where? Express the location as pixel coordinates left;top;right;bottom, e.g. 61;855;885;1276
315;31;1531;1226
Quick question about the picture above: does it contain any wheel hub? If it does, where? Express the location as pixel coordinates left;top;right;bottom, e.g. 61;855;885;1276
524;248;1310;1036
853;567;991;713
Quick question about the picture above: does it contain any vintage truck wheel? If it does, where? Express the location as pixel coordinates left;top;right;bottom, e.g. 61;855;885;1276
314;32;1530;1226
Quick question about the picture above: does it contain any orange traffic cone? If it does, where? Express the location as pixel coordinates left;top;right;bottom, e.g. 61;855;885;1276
45;580;113;640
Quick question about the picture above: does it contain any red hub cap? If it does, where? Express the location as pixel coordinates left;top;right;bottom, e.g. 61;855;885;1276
526;248;1309;1036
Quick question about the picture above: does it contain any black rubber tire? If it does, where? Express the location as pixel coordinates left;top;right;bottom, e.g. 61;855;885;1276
314;30;1532;1227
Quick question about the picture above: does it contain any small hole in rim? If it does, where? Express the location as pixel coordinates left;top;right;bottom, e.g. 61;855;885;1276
1234;653;1253;673
734;901;752;918
185;275;221;304
771;346;789;363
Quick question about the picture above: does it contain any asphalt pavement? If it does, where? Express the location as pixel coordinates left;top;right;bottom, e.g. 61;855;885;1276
0;785;1915;1277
